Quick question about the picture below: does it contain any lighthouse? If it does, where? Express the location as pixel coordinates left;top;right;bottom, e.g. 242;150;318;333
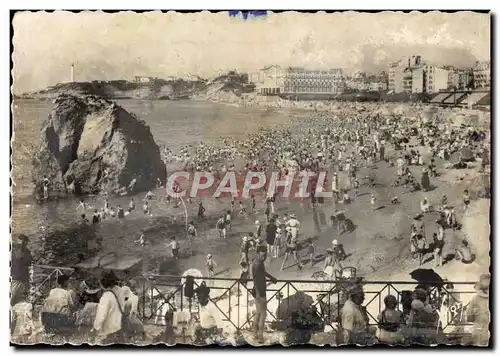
70;64;75;82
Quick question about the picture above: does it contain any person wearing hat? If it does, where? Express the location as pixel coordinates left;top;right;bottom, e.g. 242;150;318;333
332;239;347;261
339;285;369;345
323;248;342;280
216;215;227;239
421;167;431;192
467;274;490;346
286;214;300;241
280;226;303;272
93;271;125;344
11;234;33;306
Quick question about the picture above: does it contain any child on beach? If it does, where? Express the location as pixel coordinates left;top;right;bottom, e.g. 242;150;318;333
225;210;232;231
128;198;135;213
273;225;283;258
353;178;360;197
206;254;217;278
167;237;180;259
143;200;152;215
370;193;377;211
455;240;474;264
238;260;249;287
463;189;471;211
238;201;247;216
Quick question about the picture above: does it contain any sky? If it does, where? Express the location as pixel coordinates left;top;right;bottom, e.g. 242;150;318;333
12;11;490;94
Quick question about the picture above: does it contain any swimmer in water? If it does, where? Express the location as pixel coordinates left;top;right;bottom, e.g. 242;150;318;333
42;175;50;200
143;201;150;215
76;199;86;211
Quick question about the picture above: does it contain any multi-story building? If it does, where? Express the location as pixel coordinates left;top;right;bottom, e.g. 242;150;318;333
255;65;285;95
446;67;460;90
134;76;155;83
369;81;388;91
473;60;490;89
411;67;425;93
424;65;449;93
402;68;413;93
255;66;345;95
283;67;344;94
458;70;474;89
446;67;475;90
388;60;405;93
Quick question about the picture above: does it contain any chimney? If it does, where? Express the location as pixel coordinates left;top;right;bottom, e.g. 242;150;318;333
70;64;75;83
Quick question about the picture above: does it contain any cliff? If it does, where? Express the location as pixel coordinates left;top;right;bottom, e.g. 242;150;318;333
32;94;166;199
19;72;254;101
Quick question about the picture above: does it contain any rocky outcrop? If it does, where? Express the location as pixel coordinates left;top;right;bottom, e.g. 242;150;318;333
32;94;166;198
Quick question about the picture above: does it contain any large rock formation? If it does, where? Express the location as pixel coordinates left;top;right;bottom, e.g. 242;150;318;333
32;94;166;198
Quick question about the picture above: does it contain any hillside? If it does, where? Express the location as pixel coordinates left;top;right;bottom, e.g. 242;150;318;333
18;71;255;101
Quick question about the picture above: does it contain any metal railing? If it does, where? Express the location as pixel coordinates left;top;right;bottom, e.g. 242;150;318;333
30;264;75;304
26;265;478;335
138;275;477;333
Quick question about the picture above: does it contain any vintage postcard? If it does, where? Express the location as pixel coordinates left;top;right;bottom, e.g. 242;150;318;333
10;10;491;347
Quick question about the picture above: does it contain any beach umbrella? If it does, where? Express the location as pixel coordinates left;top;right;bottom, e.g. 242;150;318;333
459;147;474;161
410;268;445;289
275;291;314;321
181;268;204;286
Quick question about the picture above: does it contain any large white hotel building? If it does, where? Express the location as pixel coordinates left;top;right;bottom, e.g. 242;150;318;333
251;65;344;96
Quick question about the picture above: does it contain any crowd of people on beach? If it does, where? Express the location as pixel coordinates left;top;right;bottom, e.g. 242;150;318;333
17;101;490;345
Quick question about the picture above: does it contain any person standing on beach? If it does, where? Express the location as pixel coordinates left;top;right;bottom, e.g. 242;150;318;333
265;219;277;257
331;172;339;203
216;216;227;239
225;210;232;231
463;189;471;212
206;254;217;279
280;229;303;271
264;203;271;223
251;245;277;344
187;221;197;255
370;193;377;211
198;202;205;220
167;237;180;260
